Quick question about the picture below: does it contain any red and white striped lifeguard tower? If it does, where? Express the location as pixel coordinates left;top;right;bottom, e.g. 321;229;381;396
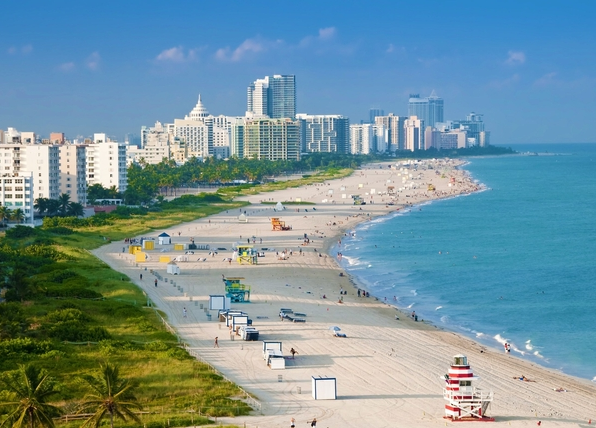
442;354;494;421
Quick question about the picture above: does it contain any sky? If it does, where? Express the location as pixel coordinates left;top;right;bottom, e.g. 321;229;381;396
2;1;596;144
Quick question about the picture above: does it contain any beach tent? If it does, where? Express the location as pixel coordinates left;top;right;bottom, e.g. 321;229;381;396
275;201;284;211
166;261;180;275
238;213;248;223
158;232;171;245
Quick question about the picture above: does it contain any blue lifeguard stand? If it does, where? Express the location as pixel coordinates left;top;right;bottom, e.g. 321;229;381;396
223;277;251;303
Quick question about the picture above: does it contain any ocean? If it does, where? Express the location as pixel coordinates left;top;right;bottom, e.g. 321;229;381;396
336;143;596;381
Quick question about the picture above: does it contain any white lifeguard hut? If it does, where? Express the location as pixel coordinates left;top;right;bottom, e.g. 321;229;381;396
442;355;494;421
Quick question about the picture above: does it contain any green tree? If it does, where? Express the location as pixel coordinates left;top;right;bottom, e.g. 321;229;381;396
57;194;71;217
66;202;84;217
33;199;50;217
0;364;61;428
78;363;141;428
0;205;9;227
10;209;25;224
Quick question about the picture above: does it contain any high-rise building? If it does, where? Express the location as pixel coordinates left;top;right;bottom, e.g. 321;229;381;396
137;121;172;164
247;75;296;119
424;127;443;150
59;144;87;204
450;112;486;146
296;114;350;153
369;108;384;124
349;124;387;154
408;91;444;128
243;118;300;161
440;130;468;149
375;114;405;151
404;116;425;151
86;138;127;192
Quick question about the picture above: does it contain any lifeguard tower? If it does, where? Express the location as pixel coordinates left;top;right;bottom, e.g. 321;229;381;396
222;277;251;303
237;245;258;265
271;217;291;231
442;355;494;421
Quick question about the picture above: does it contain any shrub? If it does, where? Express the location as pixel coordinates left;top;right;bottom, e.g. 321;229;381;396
5;225;38;239
45;321;110;342
43;287;103;299
0;338;54;359
46;308;89;323
46;226;74;235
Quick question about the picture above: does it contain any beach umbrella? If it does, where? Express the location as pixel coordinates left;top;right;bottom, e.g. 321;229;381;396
329;326;341;331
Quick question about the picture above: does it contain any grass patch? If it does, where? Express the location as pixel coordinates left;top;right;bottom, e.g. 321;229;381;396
216;168;353;198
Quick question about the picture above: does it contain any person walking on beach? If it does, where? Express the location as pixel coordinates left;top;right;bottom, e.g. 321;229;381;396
139;273;143;280
154;278;158;287
183;307;187;318
290;348;298;359
309;417;317;427
214;337;219;348
290;417;295;428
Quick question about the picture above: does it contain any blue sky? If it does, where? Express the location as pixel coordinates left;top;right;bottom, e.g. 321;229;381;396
2;1;595;144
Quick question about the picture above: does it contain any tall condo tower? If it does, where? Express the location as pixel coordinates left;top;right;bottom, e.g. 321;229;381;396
408;91;444;128
247;75;296;120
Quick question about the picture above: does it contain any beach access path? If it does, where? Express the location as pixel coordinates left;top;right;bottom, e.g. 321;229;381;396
93;161;596;428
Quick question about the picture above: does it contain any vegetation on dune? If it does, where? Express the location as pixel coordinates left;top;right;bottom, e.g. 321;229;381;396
0;194;253;428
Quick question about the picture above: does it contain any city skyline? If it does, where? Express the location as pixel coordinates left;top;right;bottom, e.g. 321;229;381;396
2;1;596;144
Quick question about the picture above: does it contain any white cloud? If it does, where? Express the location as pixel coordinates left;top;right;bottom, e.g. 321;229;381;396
58;62;76;72
8;44;32;55
534;72;557;87
386;43;395;53
215;38;270;62
318;27;336;41
505;50;526;65
300;26;337;47
155;46;198;63
86;51;101;70
489;73;520;89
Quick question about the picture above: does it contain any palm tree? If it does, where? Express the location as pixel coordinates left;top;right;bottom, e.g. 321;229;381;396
57;194;71;217
66;202;84;217
10;209;25;224
33;198;50;218
0;364;61;428
0;204;9;228
45;200;60;217
78;363;141;428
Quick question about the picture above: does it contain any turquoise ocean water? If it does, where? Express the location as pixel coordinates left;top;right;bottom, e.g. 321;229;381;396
335;143;596;381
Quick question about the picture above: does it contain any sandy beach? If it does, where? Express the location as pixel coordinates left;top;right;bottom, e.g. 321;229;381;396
94;160;596;428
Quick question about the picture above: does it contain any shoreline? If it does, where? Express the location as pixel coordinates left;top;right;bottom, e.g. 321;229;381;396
93;160;596;427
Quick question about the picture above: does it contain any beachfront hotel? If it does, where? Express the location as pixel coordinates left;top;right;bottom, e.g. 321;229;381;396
296;114;350;154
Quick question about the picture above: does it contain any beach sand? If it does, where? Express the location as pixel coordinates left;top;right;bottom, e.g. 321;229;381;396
94;160;596;427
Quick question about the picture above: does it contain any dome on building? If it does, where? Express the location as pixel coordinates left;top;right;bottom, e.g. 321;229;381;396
187;94;209;121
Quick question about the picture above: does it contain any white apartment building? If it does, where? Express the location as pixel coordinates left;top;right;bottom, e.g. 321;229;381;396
59;144;87;204
349;124;387;154
375;114;405;151
21;144;61;200
0;171;34;224
136;121;172;164
86;139;127;192
404;116;425;151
